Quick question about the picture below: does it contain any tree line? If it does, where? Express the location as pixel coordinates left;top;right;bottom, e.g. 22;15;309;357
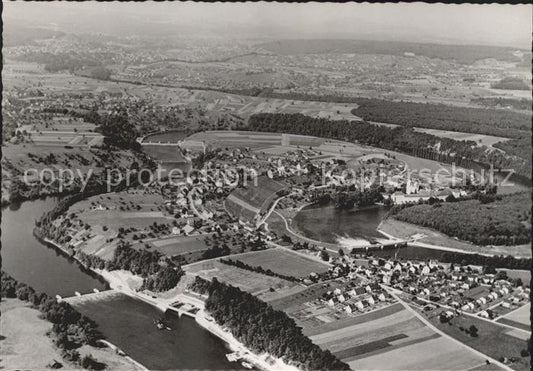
310;185;385;209
188;277;350;370
247;113;531;180
440;253;531;271
1;271;105;369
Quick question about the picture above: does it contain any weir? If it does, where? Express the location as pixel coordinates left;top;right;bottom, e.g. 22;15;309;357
60;289;121;304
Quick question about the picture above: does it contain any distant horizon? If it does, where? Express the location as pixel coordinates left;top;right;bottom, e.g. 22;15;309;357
4;2;532;49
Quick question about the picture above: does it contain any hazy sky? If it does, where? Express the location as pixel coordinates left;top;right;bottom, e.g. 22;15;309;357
4;2;532;47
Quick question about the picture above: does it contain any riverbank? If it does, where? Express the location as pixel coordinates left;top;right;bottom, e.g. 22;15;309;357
292;204;389;241
35;201;288;371
0;298;142;371
1;298;74;370
34;230;110;292
378;218;532;258
96;269;297;371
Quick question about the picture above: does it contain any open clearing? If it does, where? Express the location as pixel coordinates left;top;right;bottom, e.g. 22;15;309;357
184;259;297;294
413;127;510;147
234;247;330;277
0;299;69;370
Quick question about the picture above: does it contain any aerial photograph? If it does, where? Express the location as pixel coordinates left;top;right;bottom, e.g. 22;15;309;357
1;2;531;370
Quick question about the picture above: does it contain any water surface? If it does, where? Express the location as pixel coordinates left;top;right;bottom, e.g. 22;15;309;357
71;294;234;370
1;198;107;296
293;204;389;243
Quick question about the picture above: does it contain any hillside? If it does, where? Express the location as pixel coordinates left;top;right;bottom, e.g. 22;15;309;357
257;39;526;64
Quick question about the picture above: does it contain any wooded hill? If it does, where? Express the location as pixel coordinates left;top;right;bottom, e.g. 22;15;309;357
247;113;531;180
390;192;531;246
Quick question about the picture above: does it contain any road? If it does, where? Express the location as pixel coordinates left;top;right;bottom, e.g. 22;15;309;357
383;285;513;371
255;193;297;228
273;210;341;253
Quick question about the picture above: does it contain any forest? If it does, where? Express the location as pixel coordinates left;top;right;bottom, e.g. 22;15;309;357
141;266;184;292
189;277;350;370
247;113;531;180
390;192;531;246
78;243;185;292
1;271;105;369
490;77;531;91
350;98;530;138
78;242;185;293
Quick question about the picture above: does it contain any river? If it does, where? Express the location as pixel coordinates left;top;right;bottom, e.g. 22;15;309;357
1;197;234;369
1;198;108;297
293;204;389;244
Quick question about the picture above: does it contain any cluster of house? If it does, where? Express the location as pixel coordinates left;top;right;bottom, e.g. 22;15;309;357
388;178;467;205
464;285;530;319
348;256;530;316
322;281;390;314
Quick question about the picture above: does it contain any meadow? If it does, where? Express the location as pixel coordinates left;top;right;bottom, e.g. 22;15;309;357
184;259;296;294
234;248;329;278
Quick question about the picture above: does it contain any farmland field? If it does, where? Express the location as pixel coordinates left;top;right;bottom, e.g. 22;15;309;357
184;259;296;294
230;176;287;210
186;130;283;149
497;303;530;331
233;248;329;277
349;336;487;371
266;280;346;311
304;303;405;336
225;176;288;223
142;144;188;162
142;235;209;256
429;310;531;370
304;303;486;370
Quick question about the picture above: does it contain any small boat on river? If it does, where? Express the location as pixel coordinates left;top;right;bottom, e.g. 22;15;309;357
154;317;171;331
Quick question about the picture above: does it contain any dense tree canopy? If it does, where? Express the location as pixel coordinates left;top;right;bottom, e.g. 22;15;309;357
189;277;350;370
141;266;184;292
350;98;530;138
391;192;531;246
